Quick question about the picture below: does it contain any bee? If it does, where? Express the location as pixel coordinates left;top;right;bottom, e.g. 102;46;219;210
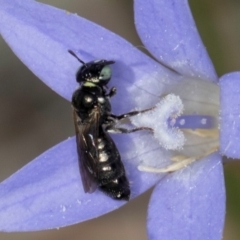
69;50;152;201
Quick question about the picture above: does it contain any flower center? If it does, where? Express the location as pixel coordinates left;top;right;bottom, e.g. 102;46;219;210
130;77;219;173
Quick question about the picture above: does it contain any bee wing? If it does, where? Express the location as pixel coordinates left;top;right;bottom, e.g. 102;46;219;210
73;109;100;193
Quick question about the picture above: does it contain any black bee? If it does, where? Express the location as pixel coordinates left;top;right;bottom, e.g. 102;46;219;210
69;50;151;201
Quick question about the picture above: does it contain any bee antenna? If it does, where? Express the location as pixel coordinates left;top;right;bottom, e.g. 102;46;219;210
68;50;86;65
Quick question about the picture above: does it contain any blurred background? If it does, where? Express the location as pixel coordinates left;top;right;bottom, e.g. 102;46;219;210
0;0;240;239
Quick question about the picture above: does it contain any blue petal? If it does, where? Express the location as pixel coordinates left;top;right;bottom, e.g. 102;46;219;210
147;153;225;240
134;0;217;81
0;137;162;231
0;0;180;109
220;72;240;159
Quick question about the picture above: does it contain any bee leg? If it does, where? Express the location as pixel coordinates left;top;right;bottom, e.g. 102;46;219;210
106;87;117;98
106;126;153;134
110;106;155;121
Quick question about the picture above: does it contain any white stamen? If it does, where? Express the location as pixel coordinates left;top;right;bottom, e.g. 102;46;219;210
138;157;195;173
179;119;185;126
201;118;207;125
138;147;218;173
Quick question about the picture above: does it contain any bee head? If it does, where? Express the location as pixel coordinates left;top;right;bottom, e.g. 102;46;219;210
68;50;115;86
77;59;115;86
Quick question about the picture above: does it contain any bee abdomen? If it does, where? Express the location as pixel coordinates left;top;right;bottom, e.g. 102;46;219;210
97;138;124;183
99;175;130;201
98;160;125;184
96;134;130;200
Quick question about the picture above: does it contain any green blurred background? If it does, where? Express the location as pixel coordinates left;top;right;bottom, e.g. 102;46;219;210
0;0;240;239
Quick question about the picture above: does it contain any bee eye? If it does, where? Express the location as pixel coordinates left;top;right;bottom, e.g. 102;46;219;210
99;66;112;81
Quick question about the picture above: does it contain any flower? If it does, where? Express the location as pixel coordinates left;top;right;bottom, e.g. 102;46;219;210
0;0;239;239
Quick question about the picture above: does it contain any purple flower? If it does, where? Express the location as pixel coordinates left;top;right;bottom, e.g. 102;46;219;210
0;0;239;239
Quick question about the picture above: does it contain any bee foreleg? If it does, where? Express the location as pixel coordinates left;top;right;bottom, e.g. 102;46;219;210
106;126;153;134
106;87;117;98
110;106;155;121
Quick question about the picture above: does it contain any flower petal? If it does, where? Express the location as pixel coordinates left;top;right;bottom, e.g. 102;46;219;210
219;72;240;159
147;153;225;240
0;0;179;107
134;0;217;81
0;137;162;232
